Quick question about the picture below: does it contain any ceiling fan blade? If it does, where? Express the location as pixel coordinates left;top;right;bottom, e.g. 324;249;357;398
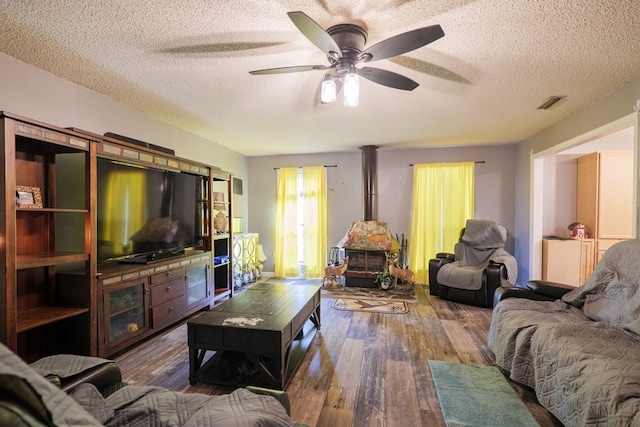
250;65;329;75
358;67;419;91
287;11;341;57
360;25;444;62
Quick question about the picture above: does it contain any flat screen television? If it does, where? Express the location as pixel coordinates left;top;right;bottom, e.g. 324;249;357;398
97;157;203;264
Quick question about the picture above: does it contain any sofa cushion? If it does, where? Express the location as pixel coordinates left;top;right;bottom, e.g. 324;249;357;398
436;262;486;291
530;322;640;426
488;298;590;388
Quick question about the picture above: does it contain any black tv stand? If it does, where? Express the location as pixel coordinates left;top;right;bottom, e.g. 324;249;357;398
119;250;185;265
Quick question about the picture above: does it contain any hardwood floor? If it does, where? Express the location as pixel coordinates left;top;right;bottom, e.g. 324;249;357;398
114;278;562;427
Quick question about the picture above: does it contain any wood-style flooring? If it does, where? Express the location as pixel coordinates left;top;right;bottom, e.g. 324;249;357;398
114;278;562;427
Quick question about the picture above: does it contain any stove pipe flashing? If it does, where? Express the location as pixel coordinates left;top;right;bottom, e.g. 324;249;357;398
361;145;377;221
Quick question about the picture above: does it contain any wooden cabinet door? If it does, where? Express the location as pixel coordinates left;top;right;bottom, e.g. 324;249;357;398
576;152;598;237
542;238;594;287
101;278;150;356
186;261;211;310
597;151;633;239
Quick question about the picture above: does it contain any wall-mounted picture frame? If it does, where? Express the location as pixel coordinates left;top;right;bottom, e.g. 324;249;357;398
16;186;43;208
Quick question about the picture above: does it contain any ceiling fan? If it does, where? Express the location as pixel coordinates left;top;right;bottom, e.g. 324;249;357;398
249;11;445;102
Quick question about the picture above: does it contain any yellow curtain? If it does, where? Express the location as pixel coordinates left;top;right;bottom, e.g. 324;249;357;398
408;162;474;283
101;171;147;256
274;168;300;276
301;166;327;277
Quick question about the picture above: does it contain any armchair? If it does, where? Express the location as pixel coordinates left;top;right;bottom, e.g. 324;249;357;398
429;219;517;307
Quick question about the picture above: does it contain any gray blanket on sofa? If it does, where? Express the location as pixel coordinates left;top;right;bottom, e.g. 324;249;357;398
0;342;295;426
488;239;640;427
69;383;294;427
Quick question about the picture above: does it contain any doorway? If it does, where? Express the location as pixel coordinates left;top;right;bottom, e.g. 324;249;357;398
530;113;639;280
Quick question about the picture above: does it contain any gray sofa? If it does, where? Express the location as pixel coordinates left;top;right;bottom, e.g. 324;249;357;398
0;341;296;426
488;238;640;426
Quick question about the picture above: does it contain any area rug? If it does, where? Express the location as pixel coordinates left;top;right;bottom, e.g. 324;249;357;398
428;360;538;427
322;284;417;302
258;276;418;302
332;298;409;314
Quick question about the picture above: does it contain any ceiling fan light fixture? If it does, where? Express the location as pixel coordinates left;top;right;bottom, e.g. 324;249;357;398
344;68;359;107
249;12;445;106
321;74;336;103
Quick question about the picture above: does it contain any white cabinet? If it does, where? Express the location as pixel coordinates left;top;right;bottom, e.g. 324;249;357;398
232;233;259;287
542;238;594;287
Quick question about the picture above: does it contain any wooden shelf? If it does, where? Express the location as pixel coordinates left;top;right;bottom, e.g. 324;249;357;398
17;306;89;333
17;252;89;269
213;261;230;268
213;288;231;300
17;207;88;213
110;304;144;318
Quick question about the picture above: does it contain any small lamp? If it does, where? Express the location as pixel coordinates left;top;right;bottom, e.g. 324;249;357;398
256;244;267;278
257;244;267;262
343;67;359;107
321;74;337;103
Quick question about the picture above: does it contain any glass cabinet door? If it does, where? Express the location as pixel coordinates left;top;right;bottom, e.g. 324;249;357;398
186;262;210;309
105;279;149;346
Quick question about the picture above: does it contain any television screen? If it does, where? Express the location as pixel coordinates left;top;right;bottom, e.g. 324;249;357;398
97;158;202;263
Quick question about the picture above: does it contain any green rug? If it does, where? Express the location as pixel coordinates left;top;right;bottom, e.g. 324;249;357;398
428;361;539;427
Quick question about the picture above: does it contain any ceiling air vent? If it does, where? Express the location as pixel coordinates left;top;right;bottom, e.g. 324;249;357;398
537;96;565;110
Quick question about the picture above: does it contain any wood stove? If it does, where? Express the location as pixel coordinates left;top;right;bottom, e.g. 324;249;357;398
344;249;388;288
338;146;398;287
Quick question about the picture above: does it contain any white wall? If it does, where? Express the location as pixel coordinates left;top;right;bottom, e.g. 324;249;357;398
542;154;579;236
0;53;249;218
248;144;518;280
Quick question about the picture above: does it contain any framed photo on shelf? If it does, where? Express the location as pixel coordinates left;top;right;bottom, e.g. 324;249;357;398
16;186;43;208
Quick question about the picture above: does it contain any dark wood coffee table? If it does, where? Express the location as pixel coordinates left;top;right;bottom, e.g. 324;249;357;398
187;282;321;390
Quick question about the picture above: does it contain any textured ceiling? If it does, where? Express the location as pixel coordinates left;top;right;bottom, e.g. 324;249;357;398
1;1;640;156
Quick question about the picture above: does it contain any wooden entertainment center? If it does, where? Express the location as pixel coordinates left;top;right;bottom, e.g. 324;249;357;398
0;112;233;361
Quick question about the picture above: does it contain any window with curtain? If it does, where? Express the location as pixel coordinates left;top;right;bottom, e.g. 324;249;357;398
274;166;327;277
408;162;474;283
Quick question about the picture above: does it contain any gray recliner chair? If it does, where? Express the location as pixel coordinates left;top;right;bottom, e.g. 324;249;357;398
429;219;517;307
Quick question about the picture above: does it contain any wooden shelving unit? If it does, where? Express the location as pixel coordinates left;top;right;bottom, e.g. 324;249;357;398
2;112;229;360
1;112;96;362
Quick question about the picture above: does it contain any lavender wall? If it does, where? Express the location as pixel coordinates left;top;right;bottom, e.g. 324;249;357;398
247;144;518;281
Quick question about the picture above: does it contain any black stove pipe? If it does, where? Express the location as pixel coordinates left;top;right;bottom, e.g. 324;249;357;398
361;145;377;221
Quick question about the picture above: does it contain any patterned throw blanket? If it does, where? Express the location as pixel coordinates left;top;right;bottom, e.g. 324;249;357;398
489;239;640;426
